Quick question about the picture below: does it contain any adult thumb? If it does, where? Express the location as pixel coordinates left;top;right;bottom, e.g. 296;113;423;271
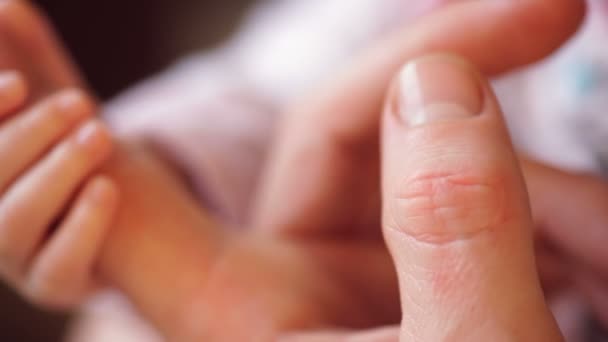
382;55;562;341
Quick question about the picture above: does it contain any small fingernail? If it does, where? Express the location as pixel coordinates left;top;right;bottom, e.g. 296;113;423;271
75;120;107;151
0;70;26;97
55;89;93;120
394;55;483;126
88;176;117;204
57;89;83;109
0;70;20;87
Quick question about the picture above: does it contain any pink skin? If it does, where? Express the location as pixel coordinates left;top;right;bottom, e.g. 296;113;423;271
3;0;608;340
0;72;115;309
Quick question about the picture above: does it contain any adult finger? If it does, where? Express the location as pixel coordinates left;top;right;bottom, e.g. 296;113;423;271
253;0;586;236
523;160;608;276
382;55;561;340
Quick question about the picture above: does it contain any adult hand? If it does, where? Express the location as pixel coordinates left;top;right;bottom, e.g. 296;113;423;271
254;0;608;333
281;54;563;342
103;0;606;340
114;2;590;339
253;0;586;237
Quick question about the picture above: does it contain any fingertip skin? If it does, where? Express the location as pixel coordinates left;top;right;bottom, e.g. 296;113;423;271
0;0;85;98
87;175;120;210
500;0;587;70
22;175;119;311
0;71;28;116
0;0;56;49
72;120;114;163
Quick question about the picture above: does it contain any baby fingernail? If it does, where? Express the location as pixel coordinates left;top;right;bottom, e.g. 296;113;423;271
394;55;483;126
0;71;26;99
56;89;93;120
75;120;108;152
88;176;117;205
0;70;21;87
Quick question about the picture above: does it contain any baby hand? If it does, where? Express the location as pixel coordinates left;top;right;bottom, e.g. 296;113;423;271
0;71;117;310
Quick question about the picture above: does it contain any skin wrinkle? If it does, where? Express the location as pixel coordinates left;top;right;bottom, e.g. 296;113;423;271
411;241;471;298
389;171;507;245
404;249;491;340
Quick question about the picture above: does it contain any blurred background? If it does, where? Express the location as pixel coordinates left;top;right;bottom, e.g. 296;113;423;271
0;0;253;340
